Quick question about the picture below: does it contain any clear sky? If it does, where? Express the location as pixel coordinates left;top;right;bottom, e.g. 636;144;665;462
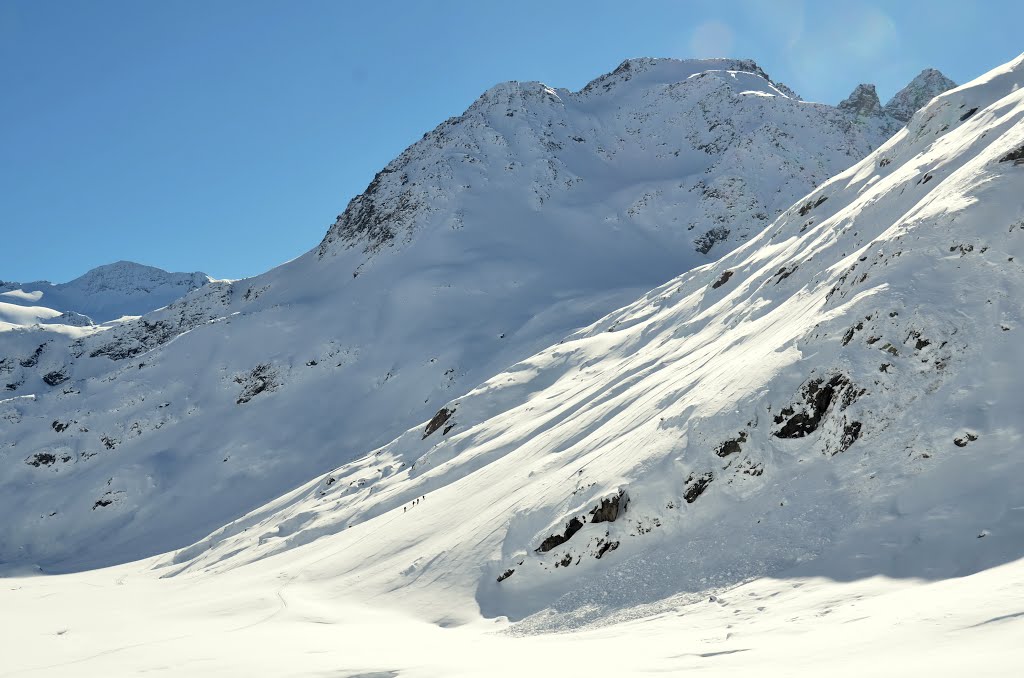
3;0;1021;283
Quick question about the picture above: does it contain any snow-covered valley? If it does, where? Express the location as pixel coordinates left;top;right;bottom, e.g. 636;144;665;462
3;554;1022;676
3;50;1024;676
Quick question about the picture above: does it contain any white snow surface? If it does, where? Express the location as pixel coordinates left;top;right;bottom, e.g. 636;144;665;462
2;554;1022;676
0;58;944;570
3;55;1023;676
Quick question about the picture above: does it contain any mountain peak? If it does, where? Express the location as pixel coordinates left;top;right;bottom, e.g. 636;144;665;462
578;57;782;95
0;261;213;324
838;83;883;117
883;68;957;121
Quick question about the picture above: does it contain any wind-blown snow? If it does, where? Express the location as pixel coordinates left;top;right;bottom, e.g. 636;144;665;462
0;58;949;570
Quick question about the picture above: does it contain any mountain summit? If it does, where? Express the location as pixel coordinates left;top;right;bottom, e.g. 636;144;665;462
884;67;959;121
838;82;884;116
1;261;211;324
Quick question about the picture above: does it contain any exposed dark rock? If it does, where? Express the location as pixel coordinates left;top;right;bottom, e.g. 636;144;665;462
496;568;515;582
715;431;747;457
998;144;1024;164
537;516;585;553
100;435;119;450
595;540;620;559
51;420;70;433
774;265;798;284
774;374;858;439
25;453;57;467
317;166;421;257
837;421;863;455
954;432;978;447
842;322;864;346
694;226;731;255
42;370;69;386
883;69;956;121
589;491;628;523
422;407;455;439
711;270;734;289
684;472;714;503
235;364;279;404
89;320;177;360
959;107;979;122
838;84;882;117
20;343;46;368
798;195;828;216
92;498;113;510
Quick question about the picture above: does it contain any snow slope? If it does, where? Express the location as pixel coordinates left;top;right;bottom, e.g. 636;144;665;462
0;59;949;570
1;54;1021;678
152;54;1024;631
0;260;212;324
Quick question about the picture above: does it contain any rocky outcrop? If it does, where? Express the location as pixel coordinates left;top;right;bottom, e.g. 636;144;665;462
838;84;883;117
536;517;584;553
883;68;957;122
422;407;455;439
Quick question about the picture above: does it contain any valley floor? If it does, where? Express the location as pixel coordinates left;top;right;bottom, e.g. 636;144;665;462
2;555;1022;677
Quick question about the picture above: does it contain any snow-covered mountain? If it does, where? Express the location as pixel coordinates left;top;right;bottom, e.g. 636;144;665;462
0;261;211;326
0;58;952;570
151;53;1024;631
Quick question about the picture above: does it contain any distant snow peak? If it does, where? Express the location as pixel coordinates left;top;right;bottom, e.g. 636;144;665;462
0;260;211;324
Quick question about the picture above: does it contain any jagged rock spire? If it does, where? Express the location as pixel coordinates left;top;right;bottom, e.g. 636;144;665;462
884;68;957;121
838;83;883;117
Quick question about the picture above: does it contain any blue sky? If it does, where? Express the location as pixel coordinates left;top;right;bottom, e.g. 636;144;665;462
3;0;1021;282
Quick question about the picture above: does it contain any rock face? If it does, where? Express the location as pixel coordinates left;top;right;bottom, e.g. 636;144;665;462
838;83;884;117
883;68;959;121
837;69;957;125
0;58;954;571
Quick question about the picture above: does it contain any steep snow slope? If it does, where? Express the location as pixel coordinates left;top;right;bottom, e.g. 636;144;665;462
0;261;211;324
0;59;949;569
159;54;1024;628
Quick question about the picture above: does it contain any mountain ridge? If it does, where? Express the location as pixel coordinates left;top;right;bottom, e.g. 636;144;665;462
1;260;211;325
156;53;1024;628
0;57;955;571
